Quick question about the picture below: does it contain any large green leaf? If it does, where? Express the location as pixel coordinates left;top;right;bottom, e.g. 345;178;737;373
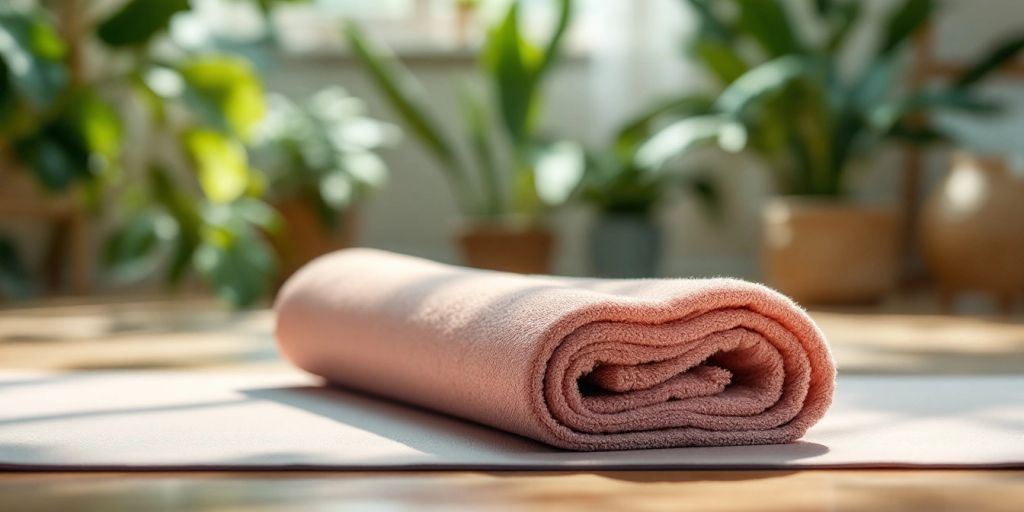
825;1;862;54
734;0;804;57
681;0;735;43
789;82;835;195
868;88;1001;133
634;114;738;170
15;124;90;191
195;226;275;308
693;38;749;84
97;0;190;47
14;89;121;192
955;35;1024;89
484;3;536;147
534;0;572;78
459;83;502;216
715;56;811;115
149;166;201;286
104;211;165;281
184;129;252;204
0;10;67;109
878;0;934;57
179;56;266;140
68;91;122;159
343;22;465;185
613;94;715;158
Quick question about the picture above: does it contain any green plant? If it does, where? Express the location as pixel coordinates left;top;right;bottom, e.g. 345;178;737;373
253;87;399;228
649;0;1024;197
580;94;720;217
0;0;304;306
0;3;121;298
343;0;583;221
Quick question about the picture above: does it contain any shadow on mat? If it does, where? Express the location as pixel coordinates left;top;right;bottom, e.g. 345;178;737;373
242;385;829;468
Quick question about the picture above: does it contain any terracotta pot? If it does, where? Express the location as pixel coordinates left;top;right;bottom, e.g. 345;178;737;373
762;197;901;304
920;152;1024;311
456;221;554;274
273;198;358;279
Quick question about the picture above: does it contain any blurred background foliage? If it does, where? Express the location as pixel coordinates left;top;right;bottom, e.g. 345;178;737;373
663;0;1024;197
1;0;1023;307
0;0;307;306
344;0;584;221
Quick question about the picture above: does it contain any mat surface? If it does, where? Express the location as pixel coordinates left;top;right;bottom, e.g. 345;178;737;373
1;372;1021;470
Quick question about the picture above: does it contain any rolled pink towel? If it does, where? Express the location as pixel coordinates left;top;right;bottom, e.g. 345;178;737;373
275;248;835;451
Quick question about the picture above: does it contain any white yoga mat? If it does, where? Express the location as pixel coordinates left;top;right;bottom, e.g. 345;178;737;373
1;372;1021;470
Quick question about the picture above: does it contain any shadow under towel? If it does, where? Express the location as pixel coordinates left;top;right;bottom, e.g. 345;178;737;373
274;248;835;451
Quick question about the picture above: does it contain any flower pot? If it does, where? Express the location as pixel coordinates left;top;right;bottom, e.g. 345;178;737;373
920;152;1024;311
456;221;554;274
273;198;358;279
589;212;661;278
762;197;901;304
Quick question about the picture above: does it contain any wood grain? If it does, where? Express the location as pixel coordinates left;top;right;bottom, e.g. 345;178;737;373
1;297;1022;511
1;471;1022;512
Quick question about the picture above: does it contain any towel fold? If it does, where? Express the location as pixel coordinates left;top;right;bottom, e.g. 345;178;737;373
274;249;835;451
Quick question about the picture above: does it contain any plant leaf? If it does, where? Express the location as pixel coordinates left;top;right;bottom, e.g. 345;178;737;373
614;94;715;158
693;38;750;84
535;0;572;78
734;0;804;57
179;56;266;140
635;115;736;170
343;22;465;184
955;35;1024;89
104;211;165;282
826;1;862;53
483;3;535;147
195;228;275;308
715;56;811;115
459;82;502;216
185;129;252;204
0;10;67;109
868;88;1001;133
149;166;201;286
681;0;736;43
97;0;190;47
878;0;933;56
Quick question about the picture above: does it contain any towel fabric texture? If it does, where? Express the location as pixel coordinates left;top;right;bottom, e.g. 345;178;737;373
274;249;835;451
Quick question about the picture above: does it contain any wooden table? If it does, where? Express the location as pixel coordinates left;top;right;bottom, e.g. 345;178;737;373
1;297;1022;511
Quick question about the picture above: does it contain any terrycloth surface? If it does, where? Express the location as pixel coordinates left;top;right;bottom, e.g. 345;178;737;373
275;249;836;451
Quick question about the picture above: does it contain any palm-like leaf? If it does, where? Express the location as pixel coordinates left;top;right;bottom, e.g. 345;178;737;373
343;22;468;193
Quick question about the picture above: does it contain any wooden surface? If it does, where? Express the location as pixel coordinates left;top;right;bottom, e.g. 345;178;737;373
1;296;1022;511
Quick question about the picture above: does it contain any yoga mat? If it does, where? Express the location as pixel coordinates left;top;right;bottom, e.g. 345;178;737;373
1;372;1021;470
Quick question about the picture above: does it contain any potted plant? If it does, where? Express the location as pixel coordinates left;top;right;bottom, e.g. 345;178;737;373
0;0;301;307
579;96;719;278
344;0;582;274
672;0;1024;303
0;3;121;297
253;88;399;279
